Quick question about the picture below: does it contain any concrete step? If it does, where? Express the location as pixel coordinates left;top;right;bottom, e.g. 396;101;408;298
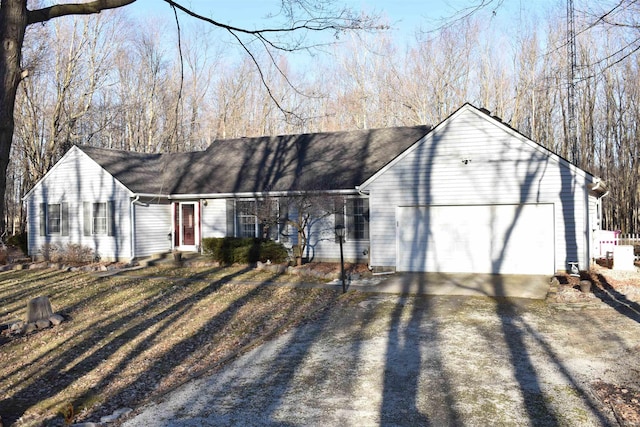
136;251;199;267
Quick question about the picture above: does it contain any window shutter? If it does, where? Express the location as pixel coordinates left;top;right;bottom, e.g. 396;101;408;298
61;203;69;236
363;198;370;240
39;203;47;236
276;199;287;241
108;201;116;236
226;199;235;237
83;202;91;236
174;203;179;246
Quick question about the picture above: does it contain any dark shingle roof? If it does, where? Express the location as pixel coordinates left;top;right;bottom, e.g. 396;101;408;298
79;125;432;195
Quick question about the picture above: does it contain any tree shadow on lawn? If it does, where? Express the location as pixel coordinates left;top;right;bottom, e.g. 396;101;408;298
0;269;88;318
153;287;344;426
0;267;227;387
490;276;613;427
593;273;640;324
1;265;308;425
159;280;458;426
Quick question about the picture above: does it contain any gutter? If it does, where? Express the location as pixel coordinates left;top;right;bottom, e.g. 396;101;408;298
168;189;361;199
588;178;608;195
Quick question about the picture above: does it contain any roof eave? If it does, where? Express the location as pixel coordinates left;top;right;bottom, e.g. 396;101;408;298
167;189;361;199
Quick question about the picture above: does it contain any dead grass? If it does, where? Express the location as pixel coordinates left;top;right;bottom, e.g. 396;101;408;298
0;265;361;426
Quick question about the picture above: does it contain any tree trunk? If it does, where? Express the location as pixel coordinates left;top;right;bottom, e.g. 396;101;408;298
0;1;28;236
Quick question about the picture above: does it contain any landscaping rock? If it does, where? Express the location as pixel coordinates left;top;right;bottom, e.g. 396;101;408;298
10;321;25;334
49;314;64;326
100;407;132;423
36;319;51;329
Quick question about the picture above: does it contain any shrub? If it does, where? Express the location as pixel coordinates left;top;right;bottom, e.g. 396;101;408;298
40;243;58;262
39;242;94;264
7;233;28;255
202;237;288;264
260;240;288;263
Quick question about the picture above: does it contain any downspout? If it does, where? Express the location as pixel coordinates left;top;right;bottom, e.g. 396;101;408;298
356;186;373;271
199;199;203;255
130;195;140;261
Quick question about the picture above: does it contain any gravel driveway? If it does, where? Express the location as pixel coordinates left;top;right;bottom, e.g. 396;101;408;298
122;291;640;426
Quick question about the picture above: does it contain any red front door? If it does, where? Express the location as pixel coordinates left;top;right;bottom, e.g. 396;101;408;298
182;204;195;246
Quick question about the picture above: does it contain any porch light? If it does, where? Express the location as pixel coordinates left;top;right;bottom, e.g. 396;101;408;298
335;224;346;293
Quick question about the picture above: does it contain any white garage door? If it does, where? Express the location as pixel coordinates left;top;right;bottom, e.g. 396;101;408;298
397;204;554;275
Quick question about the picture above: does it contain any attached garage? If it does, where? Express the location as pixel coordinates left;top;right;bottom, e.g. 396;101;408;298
396;204;555;275
359;104;605;275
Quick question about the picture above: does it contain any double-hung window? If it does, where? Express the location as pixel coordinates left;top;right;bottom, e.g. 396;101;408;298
236;200;257;238
228;199;281;240
48;204;62;234
92;203;108;235
83;201;115;236
346;198;369;240
39;202;69;236
335;197;369;241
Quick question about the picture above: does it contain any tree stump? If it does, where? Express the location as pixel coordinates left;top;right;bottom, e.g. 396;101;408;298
26;296;53;323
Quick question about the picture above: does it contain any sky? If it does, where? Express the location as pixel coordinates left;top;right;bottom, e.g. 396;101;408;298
125;0;560;43
119;0;563;75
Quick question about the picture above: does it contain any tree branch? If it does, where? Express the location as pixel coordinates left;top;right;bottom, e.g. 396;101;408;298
27;0;138;25
162;0;382;39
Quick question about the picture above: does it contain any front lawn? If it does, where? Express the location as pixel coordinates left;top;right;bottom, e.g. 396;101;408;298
0;265;356;426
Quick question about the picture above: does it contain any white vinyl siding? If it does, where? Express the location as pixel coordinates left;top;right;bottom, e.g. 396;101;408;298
201;199;227;238
25;147;133;261
134;202;171;257
361;107;594;273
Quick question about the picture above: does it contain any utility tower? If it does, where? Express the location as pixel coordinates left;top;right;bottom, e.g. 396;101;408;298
567;0;579;165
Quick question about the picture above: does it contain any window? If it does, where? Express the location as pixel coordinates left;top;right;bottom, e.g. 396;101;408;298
83;201;115;236
236;200;257;238
230;199;281;239
335;198;369;241
39;202;69;236
48;204;61;234
93;203;107;235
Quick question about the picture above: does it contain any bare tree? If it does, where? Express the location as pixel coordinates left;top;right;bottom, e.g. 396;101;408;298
278;193;339;264
0;0;381;234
